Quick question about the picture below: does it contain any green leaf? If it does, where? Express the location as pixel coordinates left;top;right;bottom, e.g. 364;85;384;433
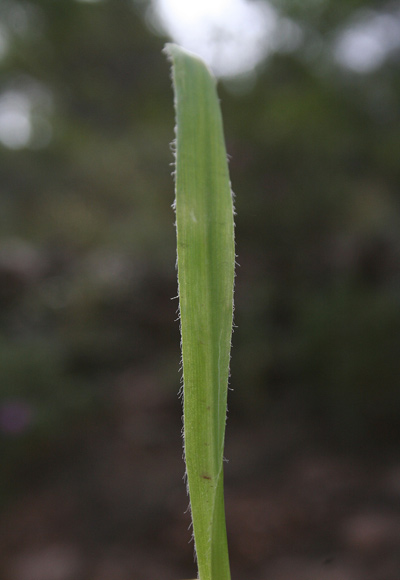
165;44;235;580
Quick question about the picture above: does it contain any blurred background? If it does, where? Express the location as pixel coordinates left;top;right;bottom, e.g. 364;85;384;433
0;0;400;578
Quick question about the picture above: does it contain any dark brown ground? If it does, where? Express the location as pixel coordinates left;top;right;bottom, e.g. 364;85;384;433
1;368;400;580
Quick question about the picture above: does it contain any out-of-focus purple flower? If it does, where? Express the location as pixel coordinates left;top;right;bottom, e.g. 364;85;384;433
0;400;34;435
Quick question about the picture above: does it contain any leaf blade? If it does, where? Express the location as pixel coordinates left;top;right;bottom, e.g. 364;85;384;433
165;43;234;580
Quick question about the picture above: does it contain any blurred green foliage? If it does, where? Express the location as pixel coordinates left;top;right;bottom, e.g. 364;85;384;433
0;0;400;497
